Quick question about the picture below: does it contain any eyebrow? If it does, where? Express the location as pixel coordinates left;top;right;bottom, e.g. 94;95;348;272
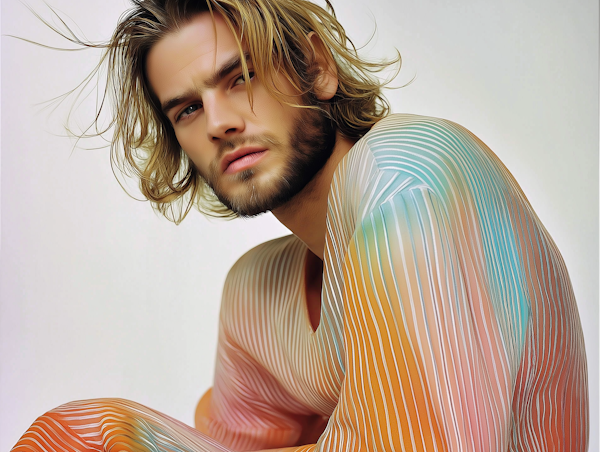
160;52;250;116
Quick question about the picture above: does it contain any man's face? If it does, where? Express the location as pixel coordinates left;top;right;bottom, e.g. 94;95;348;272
146;12;335;216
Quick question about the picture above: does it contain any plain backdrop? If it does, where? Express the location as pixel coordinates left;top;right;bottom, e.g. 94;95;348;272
1;0;597;449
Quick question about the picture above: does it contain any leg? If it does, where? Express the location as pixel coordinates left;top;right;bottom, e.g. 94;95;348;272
12;398;231;452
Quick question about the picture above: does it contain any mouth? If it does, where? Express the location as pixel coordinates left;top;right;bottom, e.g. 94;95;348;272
222;146;268;174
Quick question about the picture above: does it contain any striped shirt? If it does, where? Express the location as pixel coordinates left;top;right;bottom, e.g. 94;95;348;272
13;114;588;452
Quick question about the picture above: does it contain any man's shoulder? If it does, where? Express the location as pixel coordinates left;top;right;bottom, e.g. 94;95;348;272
332;114;466;190
219;234;306;335
328;114;501;229
362;113;476;154
341;113;478;178
225;234;305;288
342;113;493;189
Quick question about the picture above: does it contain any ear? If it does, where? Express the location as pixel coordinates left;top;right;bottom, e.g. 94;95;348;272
308;32;338;101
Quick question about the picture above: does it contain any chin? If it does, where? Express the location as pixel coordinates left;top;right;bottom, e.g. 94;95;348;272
215;176;292;217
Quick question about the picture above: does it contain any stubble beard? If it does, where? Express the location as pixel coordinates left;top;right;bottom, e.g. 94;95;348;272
205;107;336;217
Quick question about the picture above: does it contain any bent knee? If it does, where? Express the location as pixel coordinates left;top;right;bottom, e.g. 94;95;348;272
15;398;145;451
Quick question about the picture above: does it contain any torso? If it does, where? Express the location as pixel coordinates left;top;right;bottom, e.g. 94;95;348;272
217;114;588;450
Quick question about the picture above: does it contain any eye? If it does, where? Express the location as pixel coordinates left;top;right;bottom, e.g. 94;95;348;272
176;103;202;122
233;71;255;87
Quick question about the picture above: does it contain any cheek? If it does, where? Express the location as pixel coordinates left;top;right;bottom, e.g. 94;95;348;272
176;126;211;169
253;102;299;137
250;84;302;127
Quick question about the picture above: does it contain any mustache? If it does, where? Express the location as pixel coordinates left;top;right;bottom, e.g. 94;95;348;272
205;133;284;183
217;134;282;158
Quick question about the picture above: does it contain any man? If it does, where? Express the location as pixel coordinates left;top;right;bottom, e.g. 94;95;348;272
11;0;589;451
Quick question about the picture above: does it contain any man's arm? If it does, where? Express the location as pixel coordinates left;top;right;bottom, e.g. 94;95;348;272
201;186;513;451
195;302;324;451
310;187;512;451
324;186;509;450
196;389;326;448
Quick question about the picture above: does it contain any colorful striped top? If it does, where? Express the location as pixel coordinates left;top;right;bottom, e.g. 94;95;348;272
13;114;588;452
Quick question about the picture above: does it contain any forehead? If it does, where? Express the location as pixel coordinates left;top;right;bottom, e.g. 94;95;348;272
146;12;241;102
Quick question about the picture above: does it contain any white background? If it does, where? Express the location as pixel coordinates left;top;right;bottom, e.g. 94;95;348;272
1;0;597;450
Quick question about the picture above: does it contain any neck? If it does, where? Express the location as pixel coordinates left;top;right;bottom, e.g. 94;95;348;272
272;132;357;260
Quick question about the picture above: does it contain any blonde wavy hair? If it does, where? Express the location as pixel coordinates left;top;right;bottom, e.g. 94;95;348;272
69;0;400;222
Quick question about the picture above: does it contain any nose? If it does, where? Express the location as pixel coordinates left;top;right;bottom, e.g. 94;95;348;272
204;92;244;142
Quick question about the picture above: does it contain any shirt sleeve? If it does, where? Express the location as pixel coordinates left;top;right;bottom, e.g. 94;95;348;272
196;321;316;451
202;185;512;452
311;186;511;451
265;185;509;452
